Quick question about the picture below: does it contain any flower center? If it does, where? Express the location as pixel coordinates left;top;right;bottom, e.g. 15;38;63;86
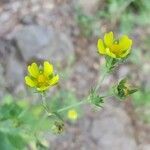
38;74;46;83
37;74;49;87
110;44;122;55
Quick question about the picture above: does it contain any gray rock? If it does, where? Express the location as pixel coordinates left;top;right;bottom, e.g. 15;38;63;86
118;65;130;79
76;0;99;15
0;0;11;4
37;31;74;65
0;39;12;64
91;105;138;150
0;64;6;99
20;15;36;25
5;54;24;91
13;25;54;61
139;144;150;150
13;25;74;64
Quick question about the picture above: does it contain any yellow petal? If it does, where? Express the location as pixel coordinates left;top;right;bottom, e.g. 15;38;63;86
106;48;116;58
37;86;49;92
49;74;59;86
104;31;114;47
119;35;132;50
25;76;36;87
28;63;39;78
97;39;106;54
68;109;78;120
44;61;53;76
120;48;131;58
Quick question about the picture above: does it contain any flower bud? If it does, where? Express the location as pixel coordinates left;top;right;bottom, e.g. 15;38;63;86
51;121;65;134
114;78;138;99
67;109;78;121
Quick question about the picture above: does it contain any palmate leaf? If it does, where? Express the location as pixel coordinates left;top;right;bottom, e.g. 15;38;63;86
89;88;104;108
105;56;119;72
0;103;23;121
0;119;30;150
7;133;26;149
0;95;54;149
0;130;27;150
0;131;16;150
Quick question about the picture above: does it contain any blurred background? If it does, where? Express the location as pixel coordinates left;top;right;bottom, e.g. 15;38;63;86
0;0;150;150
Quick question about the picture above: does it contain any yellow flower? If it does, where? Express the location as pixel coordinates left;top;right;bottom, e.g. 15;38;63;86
97;31;132;58
67;109;78;120
25;61;59;92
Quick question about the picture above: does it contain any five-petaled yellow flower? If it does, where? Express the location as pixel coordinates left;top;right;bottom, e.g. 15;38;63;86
67;109;78;120
25;61;59;92
97;31;132;58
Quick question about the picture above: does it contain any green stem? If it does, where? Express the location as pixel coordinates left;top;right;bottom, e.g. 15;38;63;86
56;99;87;113
103;94;113;99
40;93;87;117
95;70;108;91
41;94;50;115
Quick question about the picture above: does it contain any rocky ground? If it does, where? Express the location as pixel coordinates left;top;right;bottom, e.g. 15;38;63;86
0;0;150;150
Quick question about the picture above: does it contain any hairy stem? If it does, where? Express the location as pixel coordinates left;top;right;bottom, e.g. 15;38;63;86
95;69;108;92
41;94;50;115
56;99;87;113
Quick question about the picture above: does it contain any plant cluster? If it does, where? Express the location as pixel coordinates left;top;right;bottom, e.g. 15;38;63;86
24;31;138;134
0;31;139;149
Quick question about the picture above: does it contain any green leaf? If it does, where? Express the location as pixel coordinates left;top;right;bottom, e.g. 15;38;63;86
105;56;119;72
0;103;23;121
7;133;26;149
89;88;104;108
0;131;16;150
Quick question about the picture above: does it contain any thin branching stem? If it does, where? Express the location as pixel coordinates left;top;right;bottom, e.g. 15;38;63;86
41;93;50;115
95;69;108;92
56;99;87;113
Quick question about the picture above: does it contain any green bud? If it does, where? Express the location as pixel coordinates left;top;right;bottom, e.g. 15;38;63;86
51;121;65;134
114;78;138;99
